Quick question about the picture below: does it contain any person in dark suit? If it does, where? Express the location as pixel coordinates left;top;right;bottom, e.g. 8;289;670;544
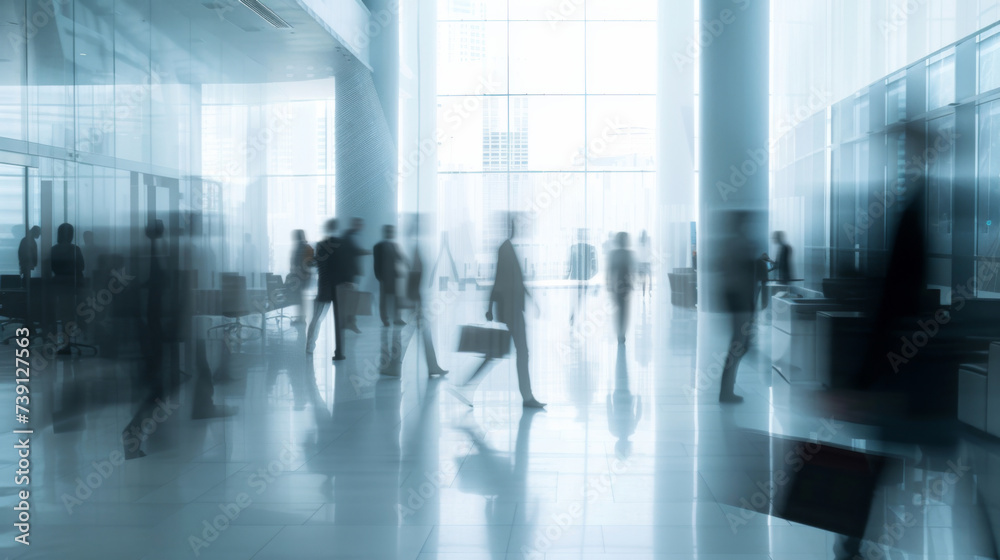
567;228;597;325
123;220;169;458
340;217;372;334
373;225;407;327
450;216;545;408
17;225;40;287
51;222;85;283
770;230;792;283
50;223;86;355
306;219;347;360
719;212;758;404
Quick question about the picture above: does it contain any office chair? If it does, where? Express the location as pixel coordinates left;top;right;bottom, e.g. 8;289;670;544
207;274;263;343
263;273;291;333
52;278;97;357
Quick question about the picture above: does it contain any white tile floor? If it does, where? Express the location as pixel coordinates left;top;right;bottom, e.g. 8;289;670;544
1;287;999;559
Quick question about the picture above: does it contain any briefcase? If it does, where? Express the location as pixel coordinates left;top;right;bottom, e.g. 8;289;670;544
727;432;886;538
775;440;885;538
337;285;373;316
457;324;511;358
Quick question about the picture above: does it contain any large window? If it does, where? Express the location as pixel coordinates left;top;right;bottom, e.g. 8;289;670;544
436;0;656;281
201;84;336;280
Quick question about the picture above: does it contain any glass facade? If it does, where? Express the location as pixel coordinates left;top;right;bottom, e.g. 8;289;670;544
436;0;656;281
0;0;338;288
771;0;1000;293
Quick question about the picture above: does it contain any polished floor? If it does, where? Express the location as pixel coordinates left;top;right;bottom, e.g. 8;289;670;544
1;285;999;559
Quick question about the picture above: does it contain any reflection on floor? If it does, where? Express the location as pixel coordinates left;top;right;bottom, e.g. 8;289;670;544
0;287;998;559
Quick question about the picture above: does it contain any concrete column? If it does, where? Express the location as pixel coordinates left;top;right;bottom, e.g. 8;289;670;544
335;0;400;291
397;0;437;223
364;0;399;146
698;0;769;311
658;0;696;274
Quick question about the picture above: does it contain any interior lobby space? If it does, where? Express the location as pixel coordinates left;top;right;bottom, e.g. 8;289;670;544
4;0;1000;558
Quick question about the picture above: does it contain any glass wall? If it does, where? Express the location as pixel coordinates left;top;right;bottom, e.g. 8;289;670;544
771;1;1000;293
777;12;1000;301
0;0;338;289
436;0;656;281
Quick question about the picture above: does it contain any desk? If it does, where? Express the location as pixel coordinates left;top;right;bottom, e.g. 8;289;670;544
192;288;294;346
0;279;96;355
771;296;844;384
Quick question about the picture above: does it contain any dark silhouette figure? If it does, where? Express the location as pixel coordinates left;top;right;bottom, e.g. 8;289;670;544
306;219;347;360
288;229;313;324
451;218;544;408
373;224;407;327
718;212;757;404
122;220;168;459
825;195;933;559
567;228;596;325
836;192;996;560
17;225;40;287
770;230;792;283
340;217;371;334
607;232;636;344
51;223;85;282
51;223;86;354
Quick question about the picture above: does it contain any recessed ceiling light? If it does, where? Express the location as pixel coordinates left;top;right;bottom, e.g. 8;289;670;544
79;52;87;56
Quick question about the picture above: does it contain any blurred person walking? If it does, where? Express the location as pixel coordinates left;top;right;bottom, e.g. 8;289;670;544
718;212;757;404
450;216;545;409
607;232;636;344
401;217;447;377
306;219;348;360
373;224;407;327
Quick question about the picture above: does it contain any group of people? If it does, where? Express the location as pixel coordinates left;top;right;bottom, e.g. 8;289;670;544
17;223;91;354
17;218;796;410
296;217;369;361
294;218;445;374
17;224;92;290
292;215;546;408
